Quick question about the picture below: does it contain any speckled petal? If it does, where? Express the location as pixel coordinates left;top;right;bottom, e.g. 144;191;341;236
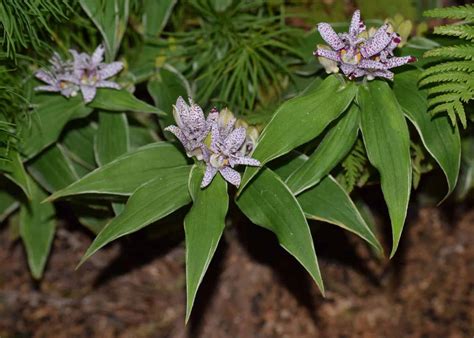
368;70;394;80
201;165;218;188
81;85;97;103
340;63;357;76
384;56;417;69
210;123;221;152
34;85;60;92
164;125;188;148
349;10;365;36
317;23;345;51
224;127;246;153
358;59;386;70
35;70;56;85
96;80;121;89
99;62;123;79
229;156;260;167
314;48;341;62
360;24;392;58
181;99;206;131
219;167;241;187
92;45;105;65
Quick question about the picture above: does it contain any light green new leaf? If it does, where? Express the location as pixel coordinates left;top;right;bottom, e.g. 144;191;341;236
286;104;360;195
147;66;190;133
236;167;324;295
78;165;192;266
239;75;357;191
184;165;228;323
20;181;55;279
5;150;32;199
23;94;92;159
80;0;129;60
48;142;188;200
95;112;130;166
28;145;79;192
89;89;163;115
142;0;176;38
393;69;461;197
298;176;383;255
359;80;411;258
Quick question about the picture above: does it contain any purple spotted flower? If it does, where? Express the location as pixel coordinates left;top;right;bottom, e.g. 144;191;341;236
201;121;260;188
68;45;123;103
164;97;217;159
314;10;416;80
35;45;123;103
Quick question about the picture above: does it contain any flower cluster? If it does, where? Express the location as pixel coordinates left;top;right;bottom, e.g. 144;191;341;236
35;45;123;103
314;10;416;81
165;97;261;188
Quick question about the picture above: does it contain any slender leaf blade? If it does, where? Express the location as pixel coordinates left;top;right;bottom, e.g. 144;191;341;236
95;111;130;166
89;89;163;115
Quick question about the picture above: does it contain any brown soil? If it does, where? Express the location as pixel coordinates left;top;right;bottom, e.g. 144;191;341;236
0;205;473;338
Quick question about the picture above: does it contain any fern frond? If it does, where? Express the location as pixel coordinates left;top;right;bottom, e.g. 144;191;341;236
424;44;474;60
430;101;466;127
428;93;462;107
420;61;474;78
424;4;474;21
427;83;467;96
433;25;474;41
339;139;368;193
419;71;472;86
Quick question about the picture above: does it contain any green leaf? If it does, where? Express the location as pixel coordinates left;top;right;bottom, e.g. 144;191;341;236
5;150;32;199
48;142;188;200
28;145;79;192
89;89;163;115
142;0;176;38
239;75;357;191
80;0;129;60
22;94;92;159
184;165;228;323
147;66;190;134
359;81;411;258
393;69;461;197
298;176;383;254
129;125;155;150
286;104;359;195
78;165;192;266
61;121;97;170
95;112;130;166
236;168;324;295
20;181;55;279
271;152;307;181
0;189;18;223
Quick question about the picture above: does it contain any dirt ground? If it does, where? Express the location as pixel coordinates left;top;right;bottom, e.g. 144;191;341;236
0;203;473;338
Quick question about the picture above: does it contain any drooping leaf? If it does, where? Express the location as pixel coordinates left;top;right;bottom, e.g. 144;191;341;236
79;0;129;60
184;165;228;323
5;150;32;199
78;165;192;266
48;142;188;200
0;189;18;223
95;111;130;166
20;181;56;279
28;145;79;192
142;0;176;38
359;80;411;258
89;89;163;115
286;104;359;195
22;94;92;159
394;69;461;197
61;121;97;170
236;167;324;295
271;152;307;180
239;75;357;191
298;176;383;255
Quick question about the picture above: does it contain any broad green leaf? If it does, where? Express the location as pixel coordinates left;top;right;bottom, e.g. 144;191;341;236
236;168;324;295
61;121;97;170
95;112;130;166
128;44;163;83
79;0;129;60
393;69;460;197
184;165;228;323
22;94;92;159
129;125;155;150
20;181;55;279
286;104;360;195
142;0;176;38
89;89;163;115
48;142;188;200
28;145;79;192
271;152;308;180
0;189;18;223
239;75;357;191
5;150;32;199
359;80;411;258
298;176;383;254
78;165;192;266
147;66;190;133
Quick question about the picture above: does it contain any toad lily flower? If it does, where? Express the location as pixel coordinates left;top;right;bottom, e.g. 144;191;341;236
165;97;217;159
34;52;79;98
201;122;260;188
68;45;123;103
314;10;417;80
35;45;123;103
